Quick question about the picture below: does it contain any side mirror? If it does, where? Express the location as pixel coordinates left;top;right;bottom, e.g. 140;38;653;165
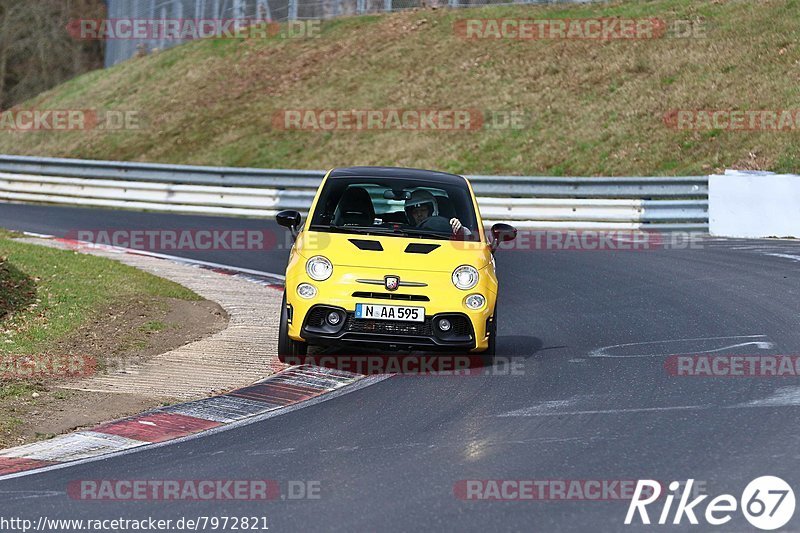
276;210;302;238
490;223;517;253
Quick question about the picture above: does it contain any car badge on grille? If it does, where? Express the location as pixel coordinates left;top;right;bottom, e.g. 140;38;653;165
384;275;399;291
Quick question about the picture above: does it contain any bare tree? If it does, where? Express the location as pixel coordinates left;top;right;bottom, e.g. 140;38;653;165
0;0;105;109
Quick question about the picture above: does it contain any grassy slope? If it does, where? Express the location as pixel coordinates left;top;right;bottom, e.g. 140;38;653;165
0;233;199;357
0;0;799;175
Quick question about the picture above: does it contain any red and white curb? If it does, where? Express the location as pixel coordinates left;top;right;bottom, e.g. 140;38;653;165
0;365;368;478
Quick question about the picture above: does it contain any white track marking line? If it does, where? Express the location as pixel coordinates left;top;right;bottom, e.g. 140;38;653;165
588;335;774;358
121;249;285;280
763;252;800;263
0;490;63;502
736;386;800;408
497;405;709;417
498;399;582;417
497;401;800;418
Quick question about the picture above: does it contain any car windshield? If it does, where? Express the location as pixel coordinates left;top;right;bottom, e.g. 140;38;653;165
309;176;480;241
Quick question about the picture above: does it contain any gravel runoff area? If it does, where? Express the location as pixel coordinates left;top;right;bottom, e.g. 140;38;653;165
17;237;285;400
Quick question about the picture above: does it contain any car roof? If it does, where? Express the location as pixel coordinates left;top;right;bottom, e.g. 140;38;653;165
328;166;468;186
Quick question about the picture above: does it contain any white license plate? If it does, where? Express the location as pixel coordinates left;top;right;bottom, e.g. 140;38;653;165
355;303;424;322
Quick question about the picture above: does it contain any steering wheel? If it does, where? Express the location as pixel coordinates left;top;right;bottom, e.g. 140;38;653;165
418;216;451;232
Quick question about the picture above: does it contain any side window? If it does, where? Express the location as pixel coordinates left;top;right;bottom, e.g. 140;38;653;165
313;185;345;226
447;188;479;234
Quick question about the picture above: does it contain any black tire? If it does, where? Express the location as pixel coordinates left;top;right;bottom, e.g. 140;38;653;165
278;293;307;364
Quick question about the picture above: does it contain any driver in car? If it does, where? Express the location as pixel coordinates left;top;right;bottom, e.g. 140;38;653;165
405;190;472;236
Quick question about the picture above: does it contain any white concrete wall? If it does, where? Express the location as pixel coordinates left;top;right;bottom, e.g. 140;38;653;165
710;170;800;238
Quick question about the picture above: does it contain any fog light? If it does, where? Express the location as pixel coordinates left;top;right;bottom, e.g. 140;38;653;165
438;318;452;332
465;294;485;310
297;283;317;299
327;311;341;325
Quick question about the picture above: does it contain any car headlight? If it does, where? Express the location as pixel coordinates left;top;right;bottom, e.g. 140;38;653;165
452;265;479;290
306;256;333;281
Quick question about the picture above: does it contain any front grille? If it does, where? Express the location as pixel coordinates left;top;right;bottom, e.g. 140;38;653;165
344;314;433;336
352;292;430;302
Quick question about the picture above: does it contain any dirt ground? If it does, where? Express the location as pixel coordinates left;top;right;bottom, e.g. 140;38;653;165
0;296;228;448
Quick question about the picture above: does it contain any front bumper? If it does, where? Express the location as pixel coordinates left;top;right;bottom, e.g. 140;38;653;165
285;265;497;352
300;305;478;351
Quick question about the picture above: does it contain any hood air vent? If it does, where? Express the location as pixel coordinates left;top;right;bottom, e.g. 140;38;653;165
348;239;383;251
404;243;440;254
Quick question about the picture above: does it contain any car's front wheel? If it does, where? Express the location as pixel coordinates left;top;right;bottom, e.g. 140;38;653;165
278;293;307;364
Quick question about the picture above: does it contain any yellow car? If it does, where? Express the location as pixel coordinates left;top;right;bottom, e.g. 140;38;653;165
275;166;516;362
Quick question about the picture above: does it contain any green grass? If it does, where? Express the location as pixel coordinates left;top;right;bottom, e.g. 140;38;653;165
1;1;799;175
0;416;23;435
0;255;36;323
0;236;200;356
140;320;167;333
0;382;39;399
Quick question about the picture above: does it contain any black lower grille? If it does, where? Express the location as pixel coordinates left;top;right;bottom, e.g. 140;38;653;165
443;315;471;337
344;314;433;336
306;307;329;328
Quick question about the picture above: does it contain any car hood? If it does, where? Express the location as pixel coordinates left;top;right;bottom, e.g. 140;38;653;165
294;230;492;273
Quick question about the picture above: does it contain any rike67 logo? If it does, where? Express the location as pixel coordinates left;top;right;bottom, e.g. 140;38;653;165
625;477;795;530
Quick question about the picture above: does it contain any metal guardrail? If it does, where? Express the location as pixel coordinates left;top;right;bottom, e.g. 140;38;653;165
0;155;709;231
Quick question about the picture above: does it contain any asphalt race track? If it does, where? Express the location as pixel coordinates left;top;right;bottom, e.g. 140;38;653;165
1;202;799;531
